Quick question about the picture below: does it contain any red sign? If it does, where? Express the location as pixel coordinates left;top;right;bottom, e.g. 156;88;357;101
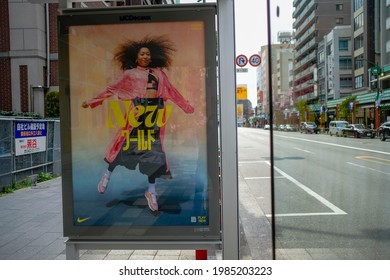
236;54;248;67
249;54;261;67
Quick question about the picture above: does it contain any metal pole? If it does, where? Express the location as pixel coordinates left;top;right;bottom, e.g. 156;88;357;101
266;0;276;260
375;65;381;135
218;0;239;260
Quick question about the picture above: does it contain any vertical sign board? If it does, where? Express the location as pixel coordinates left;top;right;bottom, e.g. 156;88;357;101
15;121;47;156
58;5;220;241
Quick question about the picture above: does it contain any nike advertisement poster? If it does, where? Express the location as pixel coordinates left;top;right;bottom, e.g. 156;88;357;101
58;5;220;241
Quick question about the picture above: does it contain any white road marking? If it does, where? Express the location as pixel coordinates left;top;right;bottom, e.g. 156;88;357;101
239;158;348;218
244;176;284;180
273;134;390;156
347;162;390;175
293;147;315;154
271;165;347;216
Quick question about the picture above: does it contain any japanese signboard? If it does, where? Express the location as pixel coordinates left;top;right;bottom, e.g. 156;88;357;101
236;84;248;100
14;121;47;156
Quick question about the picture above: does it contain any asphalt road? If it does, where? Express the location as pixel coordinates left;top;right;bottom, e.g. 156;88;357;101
238;127;390;259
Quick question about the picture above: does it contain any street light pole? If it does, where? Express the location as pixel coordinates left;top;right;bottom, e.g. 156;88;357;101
371;63;383;135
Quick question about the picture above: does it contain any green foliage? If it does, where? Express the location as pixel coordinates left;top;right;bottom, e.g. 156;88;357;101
0;173;55;196
338;96;356;121
37;172;54;182
296;100;308;121
0;179;32;196
45;91;60;117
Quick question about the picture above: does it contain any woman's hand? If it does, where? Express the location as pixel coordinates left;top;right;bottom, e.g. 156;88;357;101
81;101;89;108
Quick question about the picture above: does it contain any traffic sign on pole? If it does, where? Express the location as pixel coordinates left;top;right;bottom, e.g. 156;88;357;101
236;54;248;67
249;54;261;67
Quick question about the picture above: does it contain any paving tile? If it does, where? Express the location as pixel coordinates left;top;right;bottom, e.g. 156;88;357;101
104;254;131;260
129;254;155;260
154;255;179;260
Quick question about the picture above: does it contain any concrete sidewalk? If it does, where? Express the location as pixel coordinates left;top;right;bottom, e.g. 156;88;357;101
0;176;267;260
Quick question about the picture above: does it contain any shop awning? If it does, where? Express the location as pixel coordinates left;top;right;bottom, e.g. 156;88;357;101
325;89;390;108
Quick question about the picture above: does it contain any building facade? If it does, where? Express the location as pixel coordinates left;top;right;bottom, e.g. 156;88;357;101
317;25;353;103
292;0;351;103
0;0;166;116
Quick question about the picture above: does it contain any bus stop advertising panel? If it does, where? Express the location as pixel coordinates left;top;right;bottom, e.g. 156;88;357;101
58;5;220;241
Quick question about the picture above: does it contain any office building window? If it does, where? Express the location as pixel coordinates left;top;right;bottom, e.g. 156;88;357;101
354;0;363;11
354;13;364;30
355;75;364;89
318;51;325;63
336;18;344;25
354;34;364;50
355;54;364;69
340;77;352;87
336;4;343;11
339;57;352;69
339;39;349;51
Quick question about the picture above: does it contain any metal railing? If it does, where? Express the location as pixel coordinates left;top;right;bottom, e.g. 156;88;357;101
0;118;61;191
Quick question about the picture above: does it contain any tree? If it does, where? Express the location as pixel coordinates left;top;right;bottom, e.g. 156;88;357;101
45;91;60;118
296;100;308;122
338;96;356;122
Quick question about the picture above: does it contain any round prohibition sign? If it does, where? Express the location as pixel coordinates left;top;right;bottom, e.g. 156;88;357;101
249;54;262;67
236;54;248;67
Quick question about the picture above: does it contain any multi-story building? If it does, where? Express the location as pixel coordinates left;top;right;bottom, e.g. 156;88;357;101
276;31;294;108
258;41;294;123
292;0;351;103
351;0;377;94
317;25;353;103
380;0;390;91
0;2;60;114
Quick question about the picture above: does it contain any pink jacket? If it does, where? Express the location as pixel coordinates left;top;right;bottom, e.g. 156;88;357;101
86;67;194;163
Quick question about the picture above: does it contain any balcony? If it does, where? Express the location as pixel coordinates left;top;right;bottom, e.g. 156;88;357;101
294;14;316;42
295;37;316;60
293;1;316;29
294;65;316;81
293;0;312;18
293;51;316;73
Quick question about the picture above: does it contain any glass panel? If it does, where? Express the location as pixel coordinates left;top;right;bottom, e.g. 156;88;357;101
270;0;390;260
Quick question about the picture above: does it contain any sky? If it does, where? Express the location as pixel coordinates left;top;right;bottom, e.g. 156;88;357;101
234;0;294;105
179;0;294;105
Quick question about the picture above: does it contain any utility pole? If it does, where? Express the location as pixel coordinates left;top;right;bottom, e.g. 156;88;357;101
371;64;383;134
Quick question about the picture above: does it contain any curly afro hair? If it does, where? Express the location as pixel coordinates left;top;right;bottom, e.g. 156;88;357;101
113;35;176;70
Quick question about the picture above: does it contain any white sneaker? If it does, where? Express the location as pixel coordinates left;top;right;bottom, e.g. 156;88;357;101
98;174;109;194
145;191;158;211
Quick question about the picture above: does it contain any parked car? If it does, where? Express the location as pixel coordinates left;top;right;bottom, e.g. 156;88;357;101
341;124;375;138
379;121;390;141
284;124;295;132
278;124;286;131
264;124;270;130
329;120;349;137
300;122;318;134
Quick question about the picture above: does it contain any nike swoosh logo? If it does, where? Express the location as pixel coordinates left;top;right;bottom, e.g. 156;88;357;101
77;217;91;223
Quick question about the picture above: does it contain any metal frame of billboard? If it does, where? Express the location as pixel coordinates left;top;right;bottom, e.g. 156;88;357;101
58;1;239;260
59;4;220;243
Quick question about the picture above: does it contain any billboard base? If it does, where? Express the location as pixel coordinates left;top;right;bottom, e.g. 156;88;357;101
65;239;221;260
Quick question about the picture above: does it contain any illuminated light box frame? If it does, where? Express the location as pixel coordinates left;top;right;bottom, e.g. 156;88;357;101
58;4;220;241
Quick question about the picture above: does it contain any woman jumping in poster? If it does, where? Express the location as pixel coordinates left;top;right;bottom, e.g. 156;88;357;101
81;35;194;213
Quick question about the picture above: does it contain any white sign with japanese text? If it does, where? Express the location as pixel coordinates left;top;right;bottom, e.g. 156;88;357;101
14;121;47;156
